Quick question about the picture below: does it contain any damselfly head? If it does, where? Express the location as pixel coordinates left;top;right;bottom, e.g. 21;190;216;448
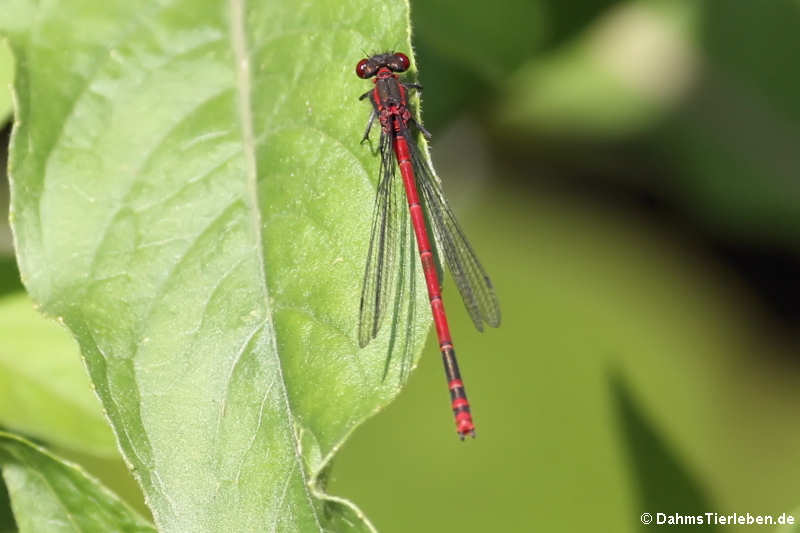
355;52;410;79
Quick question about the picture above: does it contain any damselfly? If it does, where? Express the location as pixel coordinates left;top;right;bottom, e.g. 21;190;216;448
356;52;501;439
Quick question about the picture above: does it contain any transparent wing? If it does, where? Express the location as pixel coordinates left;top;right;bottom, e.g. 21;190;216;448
405;131;501;331
358;132;405;347
382;203;417;382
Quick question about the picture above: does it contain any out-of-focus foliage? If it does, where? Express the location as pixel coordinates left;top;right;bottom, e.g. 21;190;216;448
657;0;800;243
0;475;13;533
1;0;798;532
0;293;115;456
498;1;698;137
611;371;717;530
0;42;11;121
332;184;800;532
413;0;800;247
0;41;12;259
413;0;548;79
330;0;800;532
0;433;154;533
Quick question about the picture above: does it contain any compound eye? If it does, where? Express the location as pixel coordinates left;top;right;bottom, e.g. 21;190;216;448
393;52;410;72
356;58;372;79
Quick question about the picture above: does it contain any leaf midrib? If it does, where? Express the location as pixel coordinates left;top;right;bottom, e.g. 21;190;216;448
227;0;322;527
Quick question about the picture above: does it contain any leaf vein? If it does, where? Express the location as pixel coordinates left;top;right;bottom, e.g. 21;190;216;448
228;0;322;528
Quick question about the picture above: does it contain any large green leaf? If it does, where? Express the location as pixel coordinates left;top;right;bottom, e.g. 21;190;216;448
0;292;116;457
0;432;154;533
3;0;430;531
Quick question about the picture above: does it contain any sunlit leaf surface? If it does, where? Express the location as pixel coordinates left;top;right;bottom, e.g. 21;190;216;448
2;1;431;531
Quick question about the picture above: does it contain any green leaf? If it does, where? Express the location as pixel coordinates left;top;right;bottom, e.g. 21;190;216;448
0;257;22;297
0;432;154;533
3;1;430;531
412;0;548;80
610;371;717;532
409;0;547;128
0;474;15;533
2;121;12;264
496;1;699;139
655;0;800;244
0;292;116;456
0;40;12;121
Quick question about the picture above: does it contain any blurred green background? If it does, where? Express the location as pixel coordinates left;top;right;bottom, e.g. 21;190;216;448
2;0;800;531
330;0;800;531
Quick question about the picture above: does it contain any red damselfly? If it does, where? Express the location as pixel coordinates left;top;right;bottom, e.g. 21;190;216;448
356;52;501;439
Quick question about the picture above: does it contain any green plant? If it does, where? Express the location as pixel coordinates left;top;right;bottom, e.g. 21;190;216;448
0;1;430;531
